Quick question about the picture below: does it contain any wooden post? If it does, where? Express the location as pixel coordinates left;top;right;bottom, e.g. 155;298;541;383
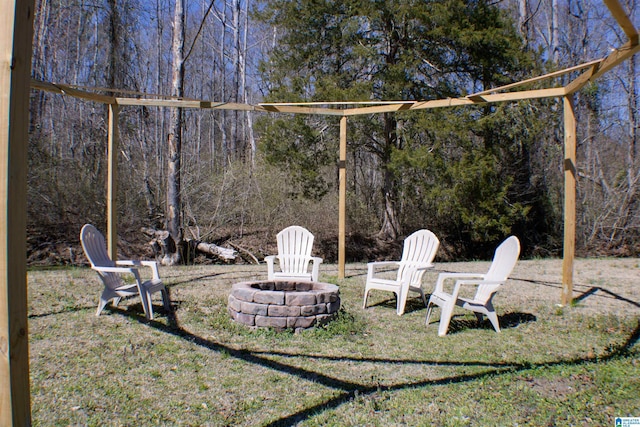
0;0;35;424
562;95;576;306
107;103;119;261
338;117;347;279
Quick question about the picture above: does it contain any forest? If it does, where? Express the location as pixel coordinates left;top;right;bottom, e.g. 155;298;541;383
27;0;639;265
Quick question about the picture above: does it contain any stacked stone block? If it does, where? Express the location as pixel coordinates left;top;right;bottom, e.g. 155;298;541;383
228;281;340;330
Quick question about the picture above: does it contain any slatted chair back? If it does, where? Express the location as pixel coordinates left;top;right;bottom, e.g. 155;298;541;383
476;236;521;303
276;225;315;275
80;224;122;291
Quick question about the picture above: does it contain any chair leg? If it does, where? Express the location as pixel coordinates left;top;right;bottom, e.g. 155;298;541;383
425;302;434;326
97;288;117;316
419;289;427;307
96;297;110;316
161;288;172;312
148;291;157;320
397;287;408;316
486;310;501;333
362;289;370;309
437;301;455;336
138;289;152;320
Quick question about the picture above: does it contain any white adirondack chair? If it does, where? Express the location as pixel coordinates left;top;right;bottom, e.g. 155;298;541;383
265;225;323;282
80;224;171;320
425;235;521;336
363;229;440;315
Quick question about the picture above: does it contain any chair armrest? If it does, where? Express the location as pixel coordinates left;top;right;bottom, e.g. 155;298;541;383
116;260;161;281
437;272;485;279
93;265;137;274
367;261;400;281
434;272;485;293
92;265;143;283
264;255;276;280
310;256;323;282
455;279;505;286
139;260;160;281
115;260;139;266
449;279;505;302
367;261;399;268
116;260;158;268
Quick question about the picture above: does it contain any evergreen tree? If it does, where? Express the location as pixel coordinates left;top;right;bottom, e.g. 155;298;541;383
256;0;544;253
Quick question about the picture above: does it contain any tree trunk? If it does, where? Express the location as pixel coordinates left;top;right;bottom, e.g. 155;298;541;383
165;0;186;265
551;0;559;63
242;0;256;166
378;113;401;241
627;54;637;189
217;1;229;164
107;0;125;92
232;0;240;160
518;0;530;48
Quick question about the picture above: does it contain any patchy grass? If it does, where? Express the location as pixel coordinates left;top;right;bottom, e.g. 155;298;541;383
28;259;640;426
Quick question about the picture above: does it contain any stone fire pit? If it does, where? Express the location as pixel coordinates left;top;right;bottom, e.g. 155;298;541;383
228;280;340;330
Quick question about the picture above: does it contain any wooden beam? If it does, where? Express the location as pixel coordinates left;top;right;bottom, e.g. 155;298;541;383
468;88;566;103
560;2;637;305
116;98;257;111
116;98;223;108
342;103;412;116
30;79;115;104
259;100;418;115
31;80;262;111
469;59;603;97
565;41;640;95
107;104;119;261
259;104;345;116
603;0;639;43
562;96;577;306
410;88;566;111
261;100;414;107
0;0;34;425
338;117;347;279
259;87;565;116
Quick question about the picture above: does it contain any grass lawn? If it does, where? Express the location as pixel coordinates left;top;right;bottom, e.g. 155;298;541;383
28;258;640;426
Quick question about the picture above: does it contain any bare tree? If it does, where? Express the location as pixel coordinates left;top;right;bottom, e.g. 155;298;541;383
241;0;257;166
551;0;560;63
517;0;532;47
164;0;186;264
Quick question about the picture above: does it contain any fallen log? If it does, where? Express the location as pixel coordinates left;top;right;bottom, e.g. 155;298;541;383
194;240;237;261
142;227;237;265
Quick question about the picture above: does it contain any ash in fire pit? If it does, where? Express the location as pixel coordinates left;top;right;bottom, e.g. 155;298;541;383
228;280;340;330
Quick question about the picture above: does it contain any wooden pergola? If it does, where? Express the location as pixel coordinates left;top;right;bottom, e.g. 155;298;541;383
2;0;638;423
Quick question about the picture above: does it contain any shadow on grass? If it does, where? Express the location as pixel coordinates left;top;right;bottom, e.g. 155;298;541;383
164;268;265;287
28;305;97;318
363;293;431;314
362;297;538;333
443;312;537;335
105;300;640;427
27;285;186;319
498;274;640;309
573;286;640;308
